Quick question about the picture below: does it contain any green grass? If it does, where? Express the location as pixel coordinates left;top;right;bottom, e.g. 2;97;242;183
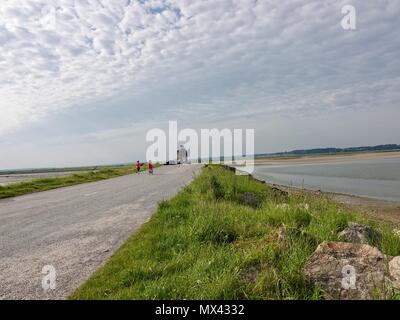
70;165;400;300
0;165;154;199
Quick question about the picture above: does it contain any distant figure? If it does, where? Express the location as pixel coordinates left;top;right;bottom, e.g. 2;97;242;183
177;145;188;164
148;160;154;175
135;161;141;174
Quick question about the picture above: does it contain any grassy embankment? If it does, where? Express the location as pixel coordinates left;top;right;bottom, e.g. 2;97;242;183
70;165;400;300
0;164;152;199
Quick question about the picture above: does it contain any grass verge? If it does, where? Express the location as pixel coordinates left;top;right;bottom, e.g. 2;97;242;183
0;164;153;199
70;165;400;300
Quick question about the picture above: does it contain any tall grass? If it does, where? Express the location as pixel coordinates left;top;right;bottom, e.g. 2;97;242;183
70;165;400;300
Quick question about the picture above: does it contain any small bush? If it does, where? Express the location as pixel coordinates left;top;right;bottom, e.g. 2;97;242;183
268;187;289;202
210;175;225;200
237;192;262;209
293;208;312;228
158;200;171;210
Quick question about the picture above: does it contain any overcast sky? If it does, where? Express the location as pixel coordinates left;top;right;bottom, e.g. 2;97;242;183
0;0;399;169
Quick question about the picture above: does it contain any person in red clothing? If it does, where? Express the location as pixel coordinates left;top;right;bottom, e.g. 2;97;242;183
135;160;141;174
148;160;154;175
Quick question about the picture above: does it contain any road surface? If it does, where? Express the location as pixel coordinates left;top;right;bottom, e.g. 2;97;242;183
0;164;201;300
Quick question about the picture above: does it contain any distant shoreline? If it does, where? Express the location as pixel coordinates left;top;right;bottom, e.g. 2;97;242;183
256;144;400;159
254;150;400;166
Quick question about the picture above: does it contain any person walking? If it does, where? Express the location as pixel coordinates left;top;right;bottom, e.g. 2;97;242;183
135;160;141;174
148;160;154;175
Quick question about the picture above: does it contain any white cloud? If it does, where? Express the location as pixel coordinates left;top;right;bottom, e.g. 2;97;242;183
0;0;399;167
0;1;397;131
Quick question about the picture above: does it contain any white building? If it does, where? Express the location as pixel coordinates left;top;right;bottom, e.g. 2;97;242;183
177;145;188;164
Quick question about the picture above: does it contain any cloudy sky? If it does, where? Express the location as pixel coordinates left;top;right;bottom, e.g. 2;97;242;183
0;0;399;169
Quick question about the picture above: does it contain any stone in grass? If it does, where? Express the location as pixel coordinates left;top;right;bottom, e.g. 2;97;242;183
303;241;400;300
338;223;381;245
240;264;262;283
270;187;289;201
238;192;262;209
389;256;400;290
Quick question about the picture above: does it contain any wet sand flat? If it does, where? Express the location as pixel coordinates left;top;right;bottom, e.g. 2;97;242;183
252;151;400;202
255;151;400;166
0;171;92;186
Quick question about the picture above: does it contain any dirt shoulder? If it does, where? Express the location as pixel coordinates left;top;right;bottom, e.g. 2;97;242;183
330;193;400;226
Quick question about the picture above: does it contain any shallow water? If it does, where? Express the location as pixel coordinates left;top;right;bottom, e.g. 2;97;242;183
253;158;400;202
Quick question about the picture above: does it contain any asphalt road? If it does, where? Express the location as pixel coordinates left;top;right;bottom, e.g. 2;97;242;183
0;164;201;300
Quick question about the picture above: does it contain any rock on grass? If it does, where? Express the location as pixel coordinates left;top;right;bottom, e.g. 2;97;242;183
269;187;289;202
303;241;400;300
338;223;381;245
